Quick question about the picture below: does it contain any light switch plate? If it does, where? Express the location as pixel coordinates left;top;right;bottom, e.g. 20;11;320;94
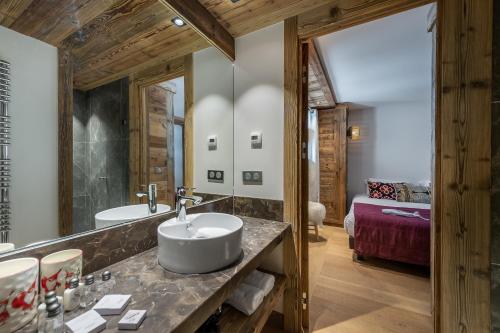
242;171;263;185
208;170;224;183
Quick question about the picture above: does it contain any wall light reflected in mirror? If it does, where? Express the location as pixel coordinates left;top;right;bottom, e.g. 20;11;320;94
347;126;360;140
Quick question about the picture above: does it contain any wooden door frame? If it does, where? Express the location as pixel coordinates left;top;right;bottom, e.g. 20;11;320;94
128;55;193;204
284;0;492;331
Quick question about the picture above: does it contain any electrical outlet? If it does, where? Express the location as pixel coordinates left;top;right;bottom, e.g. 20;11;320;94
242;171;263;185
208;170;224;183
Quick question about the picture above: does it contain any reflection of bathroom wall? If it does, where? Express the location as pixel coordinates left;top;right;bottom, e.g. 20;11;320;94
194;48;234;195
72;78;129;233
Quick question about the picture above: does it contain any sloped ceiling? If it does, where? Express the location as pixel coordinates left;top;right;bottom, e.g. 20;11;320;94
315;4;433;106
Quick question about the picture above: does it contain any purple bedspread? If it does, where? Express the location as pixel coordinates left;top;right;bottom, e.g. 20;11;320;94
354;203;430;266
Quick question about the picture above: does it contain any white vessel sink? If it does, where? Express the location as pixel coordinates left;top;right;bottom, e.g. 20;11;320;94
95;204;170;229
157;213;243;274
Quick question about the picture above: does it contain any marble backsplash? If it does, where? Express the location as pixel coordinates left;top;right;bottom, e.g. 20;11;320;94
0;196;233;275
233;196;284;222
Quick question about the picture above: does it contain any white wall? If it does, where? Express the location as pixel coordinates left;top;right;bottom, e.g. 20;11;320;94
234;22;284;200
0;26;58;247
193;47;234;195
347;101;432;204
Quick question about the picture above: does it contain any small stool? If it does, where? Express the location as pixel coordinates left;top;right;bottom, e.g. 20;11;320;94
308;201;326;241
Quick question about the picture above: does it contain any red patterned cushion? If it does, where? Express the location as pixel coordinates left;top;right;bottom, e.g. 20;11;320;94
367;181;397;200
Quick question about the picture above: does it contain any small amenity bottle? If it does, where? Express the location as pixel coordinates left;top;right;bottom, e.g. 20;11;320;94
98;271;115;297
37;291;58;332
80;274;96;308
44;301;64;333
63;277;80;311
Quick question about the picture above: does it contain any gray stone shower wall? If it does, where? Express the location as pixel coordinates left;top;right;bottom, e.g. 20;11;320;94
492;1;500;331
72;78;129;233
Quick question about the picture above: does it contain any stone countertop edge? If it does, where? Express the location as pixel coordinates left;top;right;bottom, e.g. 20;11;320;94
60;216;291;333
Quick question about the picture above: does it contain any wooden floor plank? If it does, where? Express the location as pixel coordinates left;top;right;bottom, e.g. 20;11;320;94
264;226;431;333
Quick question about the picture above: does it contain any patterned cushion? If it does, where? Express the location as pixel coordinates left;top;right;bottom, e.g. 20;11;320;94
395;183;431;204
367;181;398;200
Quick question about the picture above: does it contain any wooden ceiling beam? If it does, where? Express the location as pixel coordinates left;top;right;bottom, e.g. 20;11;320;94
158;0;235;61
5;0;123;46
298;0;434;40
308;39;336;108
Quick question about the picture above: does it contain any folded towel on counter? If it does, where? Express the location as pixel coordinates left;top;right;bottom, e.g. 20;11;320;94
226;283;265;316
243;270;275;296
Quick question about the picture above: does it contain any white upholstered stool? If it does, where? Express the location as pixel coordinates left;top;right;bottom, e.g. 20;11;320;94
308;201;326;241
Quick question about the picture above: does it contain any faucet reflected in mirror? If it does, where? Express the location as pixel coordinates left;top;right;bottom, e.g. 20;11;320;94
175;187;203;222
136;184;158;214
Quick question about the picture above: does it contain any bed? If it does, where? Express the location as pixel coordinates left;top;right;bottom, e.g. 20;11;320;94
344;194;431;266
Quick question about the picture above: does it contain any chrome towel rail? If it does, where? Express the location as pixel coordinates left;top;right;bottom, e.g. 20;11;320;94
0;59;10;243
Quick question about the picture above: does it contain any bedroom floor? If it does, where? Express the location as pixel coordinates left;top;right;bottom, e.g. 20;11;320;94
307;225;432;332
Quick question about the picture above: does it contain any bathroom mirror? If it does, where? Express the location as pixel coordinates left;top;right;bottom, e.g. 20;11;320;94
0;22;234;254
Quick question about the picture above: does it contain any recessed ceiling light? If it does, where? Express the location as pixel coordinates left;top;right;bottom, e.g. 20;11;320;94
171;17;186;27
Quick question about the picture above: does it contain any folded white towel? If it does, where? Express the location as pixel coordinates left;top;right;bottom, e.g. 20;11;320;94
243;270;275;296
226;283;265;315
382;209;430;221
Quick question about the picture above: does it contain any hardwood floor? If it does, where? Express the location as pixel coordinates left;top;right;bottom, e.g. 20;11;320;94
307;226;432;333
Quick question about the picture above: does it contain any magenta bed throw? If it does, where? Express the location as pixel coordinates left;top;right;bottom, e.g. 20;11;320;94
354;203;430;266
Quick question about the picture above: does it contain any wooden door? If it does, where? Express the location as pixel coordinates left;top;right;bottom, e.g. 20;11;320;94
318;106;347;226
145;85;175;206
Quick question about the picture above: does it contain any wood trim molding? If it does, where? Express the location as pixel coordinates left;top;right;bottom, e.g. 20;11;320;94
158;0;235;61
437;0;492;331
58;48;73;237
183;54;194;189
297;0;433;39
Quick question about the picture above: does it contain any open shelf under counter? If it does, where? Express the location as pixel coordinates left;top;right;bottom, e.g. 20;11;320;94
218;272;286;333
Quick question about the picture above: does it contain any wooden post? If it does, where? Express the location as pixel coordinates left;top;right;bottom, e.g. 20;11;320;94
437;0;492;331
58;48;73;236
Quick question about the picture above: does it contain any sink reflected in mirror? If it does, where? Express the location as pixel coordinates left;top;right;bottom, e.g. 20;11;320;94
95;204;171;229
157;213;243;274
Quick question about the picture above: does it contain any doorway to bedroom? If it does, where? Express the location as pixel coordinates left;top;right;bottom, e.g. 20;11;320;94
305;4;435;332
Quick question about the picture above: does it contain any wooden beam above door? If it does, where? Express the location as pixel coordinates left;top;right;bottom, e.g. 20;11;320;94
158;0;235;61
297;0;434;40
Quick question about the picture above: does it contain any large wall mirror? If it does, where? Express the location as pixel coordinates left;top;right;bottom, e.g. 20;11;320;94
0;22;234;254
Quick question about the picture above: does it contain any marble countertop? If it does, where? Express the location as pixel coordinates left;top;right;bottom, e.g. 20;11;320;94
60;216;290;332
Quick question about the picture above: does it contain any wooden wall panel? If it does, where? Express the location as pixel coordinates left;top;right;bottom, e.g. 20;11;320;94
318;106;346;226
438;0;492;331
58;49;73;236
145;85;175;206
183;54;194;189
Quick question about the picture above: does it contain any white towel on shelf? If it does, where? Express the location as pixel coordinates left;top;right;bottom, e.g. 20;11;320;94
226;283;265;316
243;270;275;296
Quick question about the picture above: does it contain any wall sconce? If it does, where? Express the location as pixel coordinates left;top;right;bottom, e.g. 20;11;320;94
347;126;360;140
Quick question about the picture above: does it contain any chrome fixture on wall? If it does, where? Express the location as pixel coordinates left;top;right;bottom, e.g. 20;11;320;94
0;60;10;243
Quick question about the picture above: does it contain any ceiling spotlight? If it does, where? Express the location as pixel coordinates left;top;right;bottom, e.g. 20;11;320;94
171;17;186;27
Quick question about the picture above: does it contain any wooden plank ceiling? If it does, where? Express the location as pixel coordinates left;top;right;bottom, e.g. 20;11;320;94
0;0;333;91
308;40;335;108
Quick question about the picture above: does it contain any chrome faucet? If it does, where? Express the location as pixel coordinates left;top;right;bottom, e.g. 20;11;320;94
136;184;158;214
175;186;202;222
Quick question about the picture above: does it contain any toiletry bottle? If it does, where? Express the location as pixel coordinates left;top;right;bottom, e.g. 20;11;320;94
44;301;64;333
63;277;80;312
99;271;115;296
37;292;57;333
80;274;96;308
